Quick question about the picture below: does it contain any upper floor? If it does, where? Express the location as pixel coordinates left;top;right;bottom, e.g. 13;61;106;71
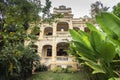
27;5;92;40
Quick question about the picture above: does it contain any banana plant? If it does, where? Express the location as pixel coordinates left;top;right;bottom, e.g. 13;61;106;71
69;12;120;80
96;12;120;57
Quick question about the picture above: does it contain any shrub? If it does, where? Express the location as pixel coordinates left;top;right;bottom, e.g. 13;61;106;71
52;66;63;73
52;66;78;73
61;68;67;73
35;65;48;72
67;67;78;73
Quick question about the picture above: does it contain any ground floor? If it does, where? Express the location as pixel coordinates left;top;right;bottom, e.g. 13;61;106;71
26;36;78;69
39;42;78;69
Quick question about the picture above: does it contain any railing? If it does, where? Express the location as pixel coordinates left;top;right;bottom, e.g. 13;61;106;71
56;56;68;61
43;36;53;41
57;31;68;34
56;31;70;37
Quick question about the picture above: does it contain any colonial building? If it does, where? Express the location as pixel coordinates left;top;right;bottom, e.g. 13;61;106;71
26;5;92;69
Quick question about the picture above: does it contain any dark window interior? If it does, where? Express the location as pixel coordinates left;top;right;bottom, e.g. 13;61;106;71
46;32;52;36
57;49;67;56
47;48;52;56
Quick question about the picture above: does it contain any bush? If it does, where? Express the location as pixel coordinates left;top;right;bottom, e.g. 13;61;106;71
67;67;78;73
61;68;67;73
35;65;48;72
52;66;78;73
52;66;63;73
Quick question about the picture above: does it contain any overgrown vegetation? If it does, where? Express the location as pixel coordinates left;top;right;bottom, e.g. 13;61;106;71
27;71;88;80
113;2;120;18
52;66;78;73
0;0;59;80
90;1;109;19
69;12;120;80
34;65;48;72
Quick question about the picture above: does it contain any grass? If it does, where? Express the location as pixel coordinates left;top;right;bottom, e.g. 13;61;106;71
27;71;88;80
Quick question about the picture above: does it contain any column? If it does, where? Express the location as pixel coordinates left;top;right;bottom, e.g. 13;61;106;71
53;22;57;36
69;19;73;29
38;42;42;57
51;39;57;69
80;23;84;31
52;40;56;61
39;24;44;39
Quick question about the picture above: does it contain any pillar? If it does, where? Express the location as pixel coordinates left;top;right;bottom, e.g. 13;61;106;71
39;24;44;39
53;22;57;36
52;40;56;62
69;19;73;29
38;42;42;57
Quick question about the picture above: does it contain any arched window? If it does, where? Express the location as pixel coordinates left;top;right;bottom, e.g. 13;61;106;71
84;27;90;33
57;22;69;31
43;45;52;57
73;27;80;31
44;27;53;36
57;42;68;56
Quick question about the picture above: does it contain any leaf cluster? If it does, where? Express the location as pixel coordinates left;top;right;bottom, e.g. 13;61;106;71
69;12;120;80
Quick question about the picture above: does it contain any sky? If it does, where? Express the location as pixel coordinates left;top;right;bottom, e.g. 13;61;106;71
41;0;120;18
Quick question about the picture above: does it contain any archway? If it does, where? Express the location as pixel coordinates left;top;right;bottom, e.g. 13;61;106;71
73;27;80;31
57;42;69;56
42;45;52;57
57;22;69;31
44;27;53;36
84;27;90;33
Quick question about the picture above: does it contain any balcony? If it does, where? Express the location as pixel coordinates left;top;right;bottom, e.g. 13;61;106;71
56;56;68;61
56;31;70;37
43;35;53;41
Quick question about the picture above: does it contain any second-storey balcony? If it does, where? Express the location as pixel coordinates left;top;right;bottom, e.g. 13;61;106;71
56;31;70;37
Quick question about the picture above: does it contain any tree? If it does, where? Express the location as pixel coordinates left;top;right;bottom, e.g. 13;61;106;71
113;3;120;18
0;0;55;80
90;1;109;19
69;12;120;80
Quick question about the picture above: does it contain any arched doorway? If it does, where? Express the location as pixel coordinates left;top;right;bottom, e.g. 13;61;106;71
57;42;69;56
42;45;52;57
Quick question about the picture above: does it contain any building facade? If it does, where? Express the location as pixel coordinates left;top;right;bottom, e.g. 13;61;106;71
26;5;92;69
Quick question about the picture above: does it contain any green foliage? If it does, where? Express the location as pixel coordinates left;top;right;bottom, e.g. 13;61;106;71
90;1;109;19
113;3;120;18
52;66;63;73
0;43;40;80
67;67;78;73
51;66;78;73
35;65;48;72
69;12;120;80
0;0;56;80
96;13;120;56
27;71;88;80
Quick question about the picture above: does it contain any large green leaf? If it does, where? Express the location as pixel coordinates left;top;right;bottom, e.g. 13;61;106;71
73;41;96;61
97;41;116;62
85;61;105;74
89;31;105;55
96;12;120;39
69;29;92;50
86;23;98;32
108;77;120;80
